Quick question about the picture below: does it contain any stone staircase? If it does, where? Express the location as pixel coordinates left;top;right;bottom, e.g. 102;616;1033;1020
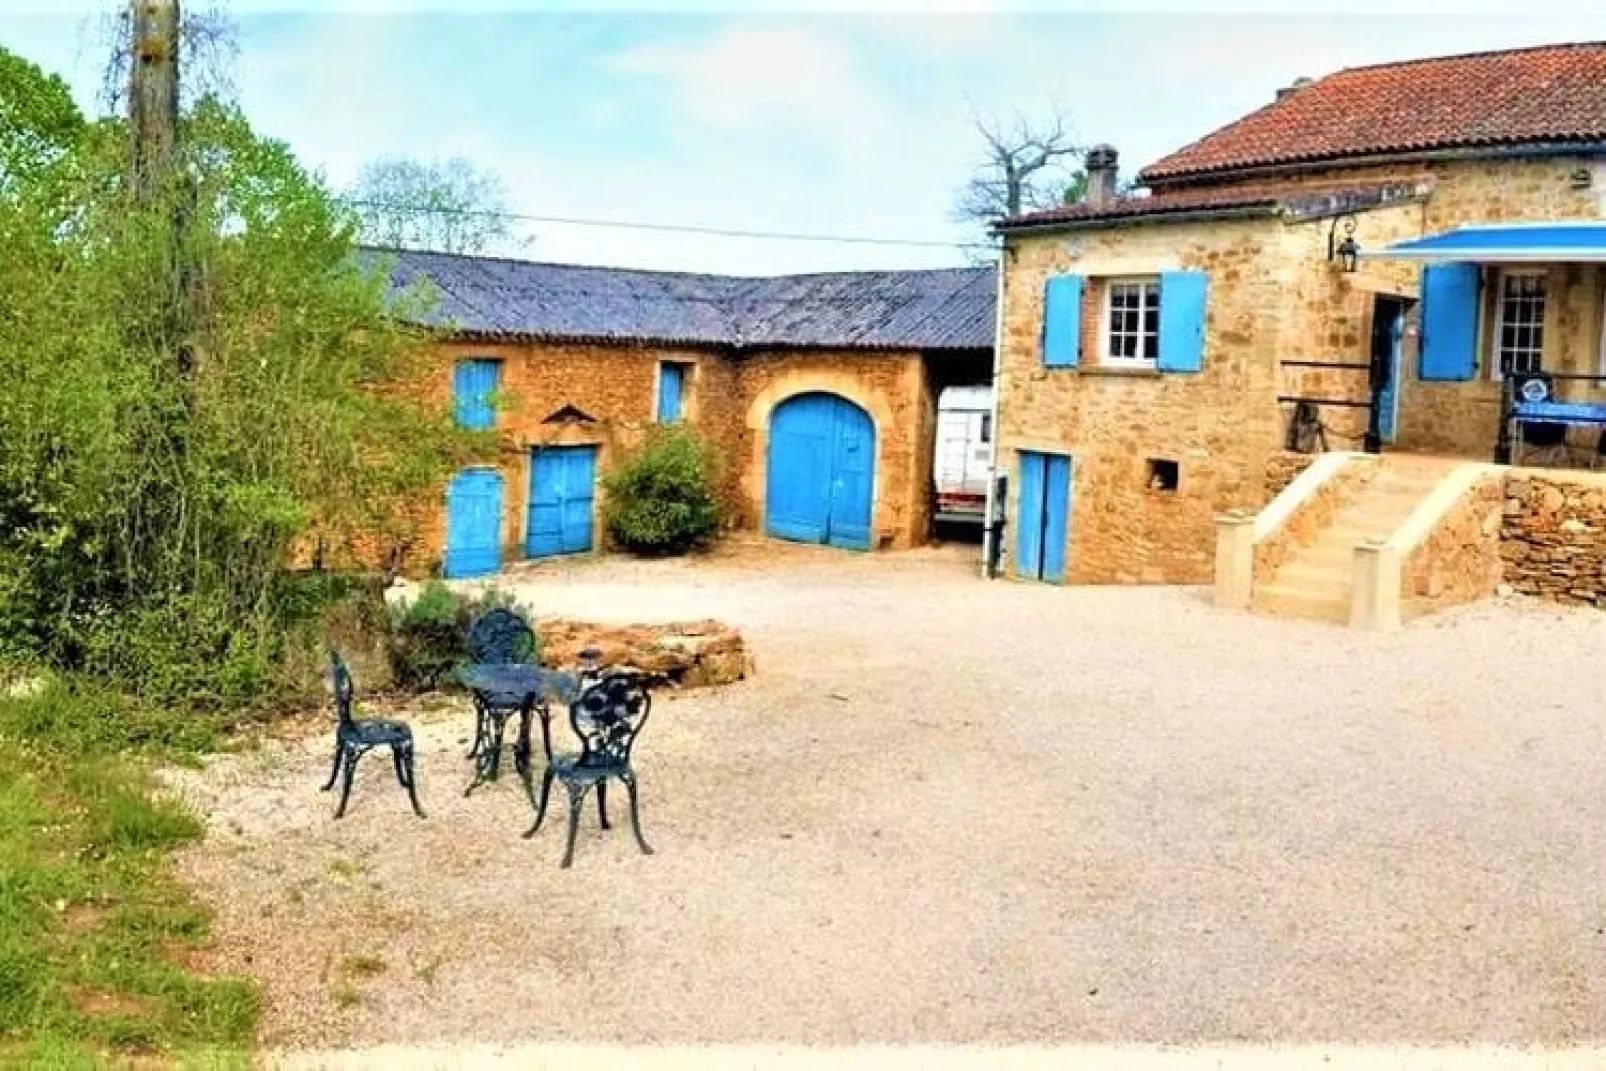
1253;458;1458;622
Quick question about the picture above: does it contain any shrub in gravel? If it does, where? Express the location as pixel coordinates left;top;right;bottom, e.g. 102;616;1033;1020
602;425;722;556
388;582;536;691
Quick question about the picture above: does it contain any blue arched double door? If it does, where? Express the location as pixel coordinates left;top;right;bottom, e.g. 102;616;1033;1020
765;393;875;551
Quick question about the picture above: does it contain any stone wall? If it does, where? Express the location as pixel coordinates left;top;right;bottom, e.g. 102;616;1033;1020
998;152;1606;585
1401;473;1505;620
734;347;932;550
1264;451;1316;498
539;618;751;689
1501;470;1606;607
372;340;939;575
998;217;1289;584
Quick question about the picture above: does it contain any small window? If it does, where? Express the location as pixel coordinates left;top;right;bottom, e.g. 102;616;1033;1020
1147;457;1179;493
979;412;992;444
1490;271;1546;379
453;358;500;430
1104;278;1161;366
657;362;690;422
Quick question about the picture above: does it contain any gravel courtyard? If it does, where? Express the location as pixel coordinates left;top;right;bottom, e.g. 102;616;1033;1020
171;540;1606;1054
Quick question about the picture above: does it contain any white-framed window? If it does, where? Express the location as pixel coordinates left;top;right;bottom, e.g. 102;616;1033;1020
1103;277;1161;366
1489;269;1547;380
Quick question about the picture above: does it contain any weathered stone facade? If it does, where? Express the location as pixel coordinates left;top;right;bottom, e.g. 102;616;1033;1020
381;339;962;575
1501;470;1606;607
1263;452;1316;498
998;154;1606;585
1400;473;1505;620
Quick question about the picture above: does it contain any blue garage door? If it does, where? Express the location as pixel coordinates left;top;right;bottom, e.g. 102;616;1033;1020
444;468;503;578
766;393;875;551
527;445;597;558
1016;451;1071;583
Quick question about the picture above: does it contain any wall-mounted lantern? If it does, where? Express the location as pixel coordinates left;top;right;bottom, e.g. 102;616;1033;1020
1328;214;1360;273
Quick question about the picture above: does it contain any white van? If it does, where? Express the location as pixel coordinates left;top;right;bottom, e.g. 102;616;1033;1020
933;385;993;525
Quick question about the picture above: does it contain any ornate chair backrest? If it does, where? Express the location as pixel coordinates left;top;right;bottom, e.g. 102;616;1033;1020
466;607;536;665
329;650;355;727
569;672;651;770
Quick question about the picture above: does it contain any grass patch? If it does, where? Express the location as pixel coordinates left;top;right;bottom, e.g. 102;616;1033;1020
0;682;259;1063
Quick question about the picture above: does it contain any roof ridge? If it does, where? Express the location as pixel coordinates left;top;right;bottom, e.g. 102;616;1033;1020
362;245;985;285
1330;38;1606;78
359;244;736;283
1135;39;1606;184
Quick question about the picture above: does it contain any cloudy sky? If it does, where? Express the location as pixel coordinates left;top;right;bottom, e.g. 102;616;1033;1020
2;1;1603;275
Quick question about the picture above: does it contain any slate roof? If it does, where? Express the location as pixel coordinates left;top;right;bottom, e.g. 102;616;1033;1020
368;248;994;352
1139;42;1606;186
995;179;1432;232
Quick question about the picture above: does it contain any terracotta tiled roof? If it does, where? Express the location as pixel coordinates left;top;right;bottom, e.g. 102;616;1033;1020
996;180;1430;232
1139;42;1606;185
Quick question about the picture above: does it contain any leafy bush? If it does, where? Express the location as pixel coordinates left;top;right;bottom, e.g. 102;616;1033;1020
388;581;538;691
601;425;723;555
0;45;470;714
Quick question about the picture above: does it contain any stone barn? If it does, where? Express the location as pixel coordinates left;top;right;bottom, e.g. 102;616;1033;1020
367;250;994;577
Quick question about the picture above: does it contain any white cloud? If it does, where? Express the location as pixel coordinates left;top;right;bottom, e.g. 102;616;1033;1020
609;21;895;156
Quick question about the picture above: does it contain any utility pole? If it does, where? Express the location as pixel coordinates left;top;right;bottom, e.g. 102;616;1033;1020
129;0;180;203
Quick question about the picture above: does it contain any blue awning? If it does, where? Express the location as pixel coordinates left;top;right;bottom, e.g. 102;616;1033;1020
1369;222;1606;262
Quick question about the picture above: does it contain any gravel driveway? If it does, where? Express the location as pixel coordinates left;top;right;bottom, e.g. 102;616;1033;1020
171;538;1606;1057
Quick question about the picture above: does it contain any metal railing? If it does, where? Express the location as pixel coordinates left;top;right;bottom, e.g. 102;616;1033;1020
1277;357;1383;454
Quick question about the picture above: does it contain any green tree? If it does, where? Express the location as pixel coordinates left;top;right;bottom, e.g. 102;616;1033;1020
350;155;515;254
0;44;468;706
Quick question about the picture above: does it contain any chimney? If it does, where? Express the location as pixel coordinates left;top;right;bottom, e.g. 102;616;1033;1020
1275;76;1314;102
1085;144;1119;206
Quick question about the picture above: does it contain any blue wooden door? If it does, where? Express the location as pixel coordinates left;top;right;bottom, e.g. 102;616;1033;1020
526;446;597;558
1378;306;1405;442
1015;451;1071;583
444;469;503;578
766;393;875;551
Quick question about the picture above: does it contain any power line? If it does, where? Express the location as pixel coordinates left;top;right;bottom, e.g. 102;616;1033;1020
340;198;993;251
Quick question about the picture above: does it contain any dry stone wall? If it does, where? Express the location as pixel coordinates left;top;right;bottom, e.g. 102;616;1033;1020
1501;471;1606;607
539;618;751;689
1264;452;1316;498
1401;474;1505;619
365;340;938;575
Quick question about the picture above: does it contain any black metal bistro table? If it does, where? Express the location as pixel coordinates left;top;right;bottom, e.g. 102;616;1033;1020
456;664;582;795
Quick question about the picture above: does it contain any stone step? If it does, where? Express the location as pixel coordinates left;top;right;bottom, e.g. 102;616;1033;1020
1272;559;1353;590
1253;581;1350;622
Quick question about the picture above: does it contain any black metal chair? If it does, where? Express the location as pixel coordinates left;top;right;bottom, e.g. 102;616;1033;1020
463;607;538;766
524;671;654;868
321;651;425;819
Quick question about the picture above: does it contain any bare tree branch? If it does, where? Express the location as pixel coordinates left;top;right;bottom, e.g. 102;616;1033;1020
953;103;1086;228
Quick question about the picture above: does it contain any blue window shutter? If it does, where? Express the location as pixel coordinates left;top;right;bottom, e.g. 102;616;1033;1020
657;363;685;422
1419;264;1480;381
454;359;498;430
1042;275;1083;368
1157;271;1208;373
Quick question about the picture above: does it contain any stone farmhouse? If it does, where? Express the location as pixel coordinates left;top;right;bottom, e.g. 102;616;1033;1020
374;41;1606;626
991;41;1606;622
370;251;993;577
